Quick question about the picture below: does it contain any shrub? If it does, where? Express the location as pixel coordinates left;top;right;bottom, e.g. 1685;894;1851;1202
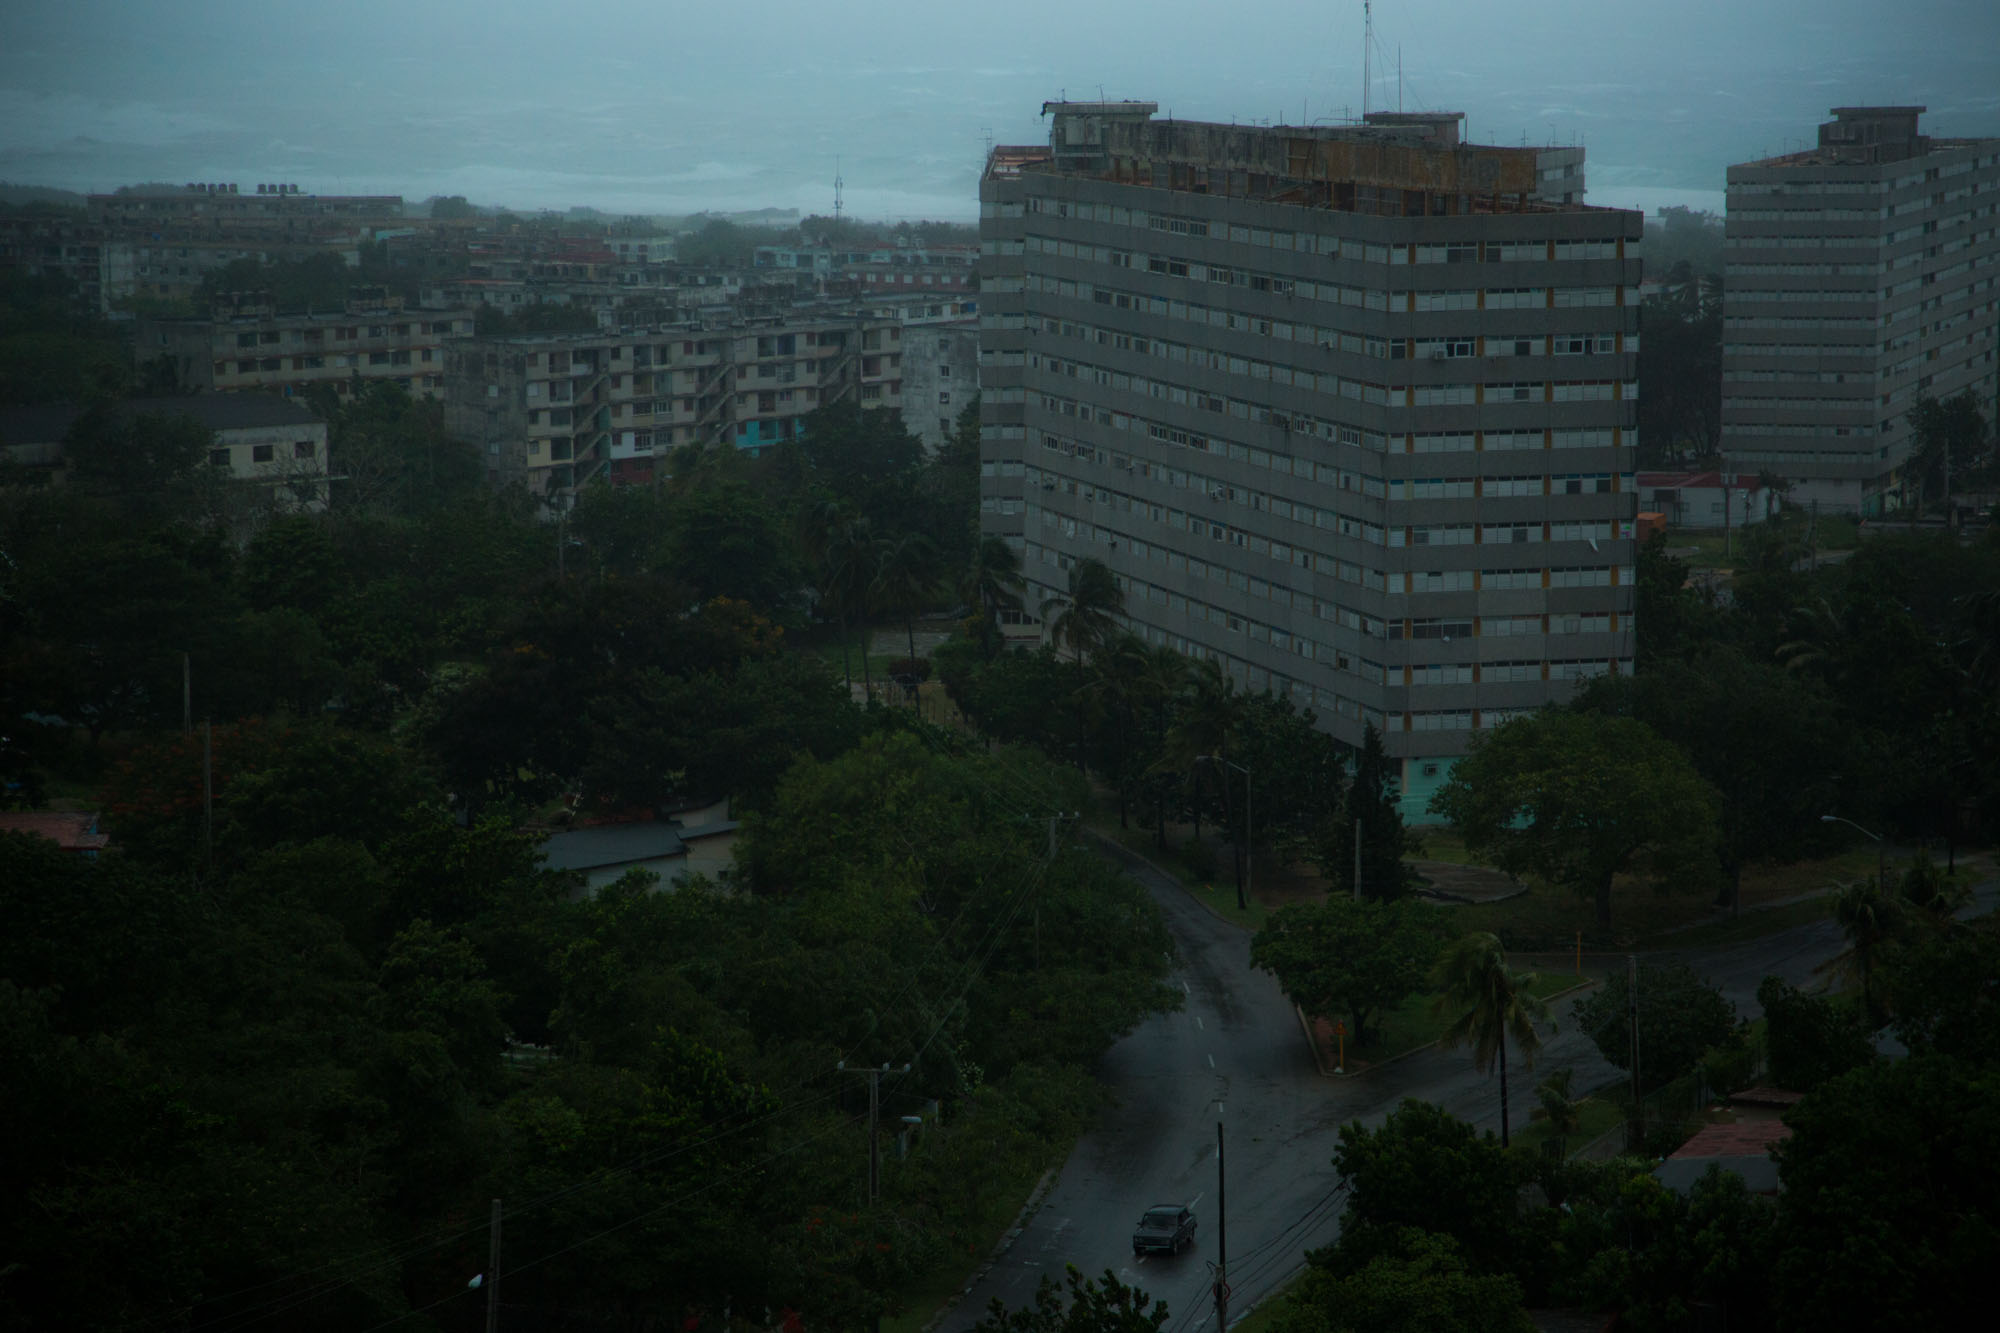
1757;976;1872;1091
1178;836;1218;880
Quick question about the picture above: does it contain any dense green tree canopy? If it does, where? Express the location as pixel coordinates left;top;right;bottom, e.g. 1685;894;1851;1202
1251;896;1443;1047
1431;711;1721;929
1577;962;1737;1091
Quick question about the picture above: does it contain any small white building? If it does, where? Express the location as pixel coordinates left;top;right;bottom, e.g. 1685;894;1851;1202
1636;471;1780;531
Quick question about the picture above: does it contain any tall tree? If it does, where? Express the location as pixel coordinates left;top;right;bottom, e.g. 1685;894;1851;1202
1772;1055;2000;1332
1040;558;1124;771
1317;722;1414;901
974;1266;1169;1333
961;534;1025;657
1251;896;1443;1047
1573;647;1843;911
1429;711;1721;929
1430;933;1549;1147
1904;390;1989;518
871;531;942;667
1576;963;1737;1092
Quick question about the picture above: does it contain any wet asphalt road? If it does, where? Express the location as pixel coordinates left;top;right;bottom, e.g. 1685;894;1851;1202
939;850;1999;1332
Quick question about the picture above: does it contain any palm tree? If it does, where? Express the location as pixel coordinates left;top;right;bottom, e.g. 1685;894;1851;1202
961;535;1025;657
1039;558;1124;771
821;515;884;698
1136;645;1193;849
1077;632;1152;826
1432;932;1550;1148
1536;1069;1582;1158
1160;659;1247;881
1038;557;1123;663
872;532;942;669
1833;877;1903;1028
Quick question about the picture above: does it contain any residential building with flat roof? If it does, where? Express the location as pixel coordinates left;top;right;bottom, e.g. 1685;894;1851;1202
979;100;1641;802
446;311;905;504
0;393;330;516
1721;107;2000;515
135;289;475;401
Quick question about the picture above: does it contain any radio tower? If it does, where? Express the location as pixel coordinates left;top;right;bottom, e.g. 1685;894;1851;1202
1361;2;1373;119
833;158;844;227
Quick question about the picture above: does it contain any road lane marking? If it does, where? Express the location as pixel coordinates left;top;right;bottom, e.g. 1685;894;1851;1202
1195;1015;1204;1031
1182;980;1191;996
1207;1054;1216;1068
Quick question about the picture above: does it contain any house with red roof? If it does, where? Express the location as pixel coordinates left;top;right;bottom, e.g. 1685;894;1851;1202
0;811;110;858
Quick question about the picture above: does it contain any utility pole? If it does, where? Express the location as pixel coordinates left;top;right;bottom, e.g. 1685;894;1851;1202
1353;818;1363;902
1213;1119;1229;1332
202;719;213;873
1627;955;1643;1148
839;1061;910;1203
485;1198;501;1333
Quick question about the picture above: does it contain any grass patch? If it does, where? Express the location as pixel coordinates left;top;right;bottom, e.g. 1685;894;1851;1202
1230;1273;1308;1333
794;623;902;685
1510;1094;1627;1157
1094;819;1268;931
1664;528;1733;569
1443;845;1894;951
882;1165;1053;1333
1410;827;1480;866
1811;513;1861;551
1659;895;1838;950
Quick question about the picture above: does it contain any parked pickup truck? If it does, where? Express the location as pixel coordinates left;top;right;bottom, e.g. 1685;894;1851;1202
1131;1204;1197;1255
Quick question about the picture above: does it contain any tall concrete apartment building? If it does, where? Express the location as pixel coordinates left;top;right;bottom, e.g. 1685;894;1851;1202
979;101;1641;797
1722;107;2000;515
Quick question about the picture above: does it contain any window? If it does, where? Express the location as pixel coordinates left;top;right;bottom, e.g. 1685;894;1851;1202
208;447;231;468
293;440;314;459
251;444;274;463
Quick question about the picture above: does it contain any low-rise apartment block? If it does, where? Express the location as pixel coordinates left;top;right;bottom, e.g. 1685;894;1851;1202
136;290;475;401
0;393;330;516
446;312;905;504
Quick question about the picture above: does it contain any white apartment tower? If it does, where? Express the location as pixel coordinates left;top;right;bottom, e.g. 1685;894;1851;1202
979;101;1642;803
1722;107;2000;515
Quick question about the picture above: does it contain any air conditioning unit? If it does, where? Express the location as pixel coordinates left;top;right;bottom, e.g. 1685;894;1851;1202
1429;348;1447;361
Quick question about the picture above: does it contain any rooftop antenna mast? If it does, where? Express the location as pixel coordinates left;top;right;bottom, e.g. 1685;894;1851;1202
1362;2;1372;119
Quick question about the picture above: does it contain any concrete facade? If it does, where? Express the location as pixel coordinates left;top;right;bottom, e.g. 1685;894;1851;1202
899;318;979;452
0;393;330;516
1721;107;2000;515
446;311;904;505
136;290;475;401
979;101;1641;778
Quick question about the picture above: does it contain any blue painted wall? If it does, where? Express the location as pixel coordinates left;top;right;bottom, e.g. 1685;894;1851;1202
1395;755;1458;826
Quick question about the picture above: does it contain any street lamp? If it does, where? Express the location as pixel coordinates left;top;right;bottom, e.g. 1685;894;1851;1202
1198;755;1252;911
1820;814;1887;892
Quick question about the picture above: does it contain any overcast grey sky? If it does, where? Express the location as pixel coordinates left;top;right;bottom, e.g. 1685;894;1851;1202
3;0;1996;219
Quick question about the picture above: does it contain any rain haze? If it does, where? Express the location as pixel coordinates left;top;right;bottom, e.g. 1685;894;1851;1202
4;0;1998;219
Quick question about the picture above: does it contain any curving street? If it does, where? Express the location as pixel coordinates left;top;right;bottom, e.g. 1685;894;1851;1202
940;845;2000;1331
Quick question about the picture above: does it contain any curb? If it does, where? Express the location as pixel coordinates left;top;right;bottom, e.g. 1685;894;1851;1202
919;1166;1059;1333
1081;827;1255;933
